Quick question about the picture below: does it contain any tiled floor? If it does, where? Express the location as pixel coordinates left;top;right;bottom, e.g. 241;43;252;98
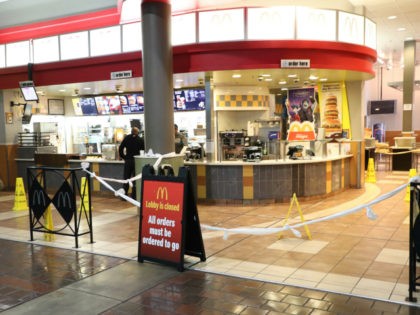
1;168;420;313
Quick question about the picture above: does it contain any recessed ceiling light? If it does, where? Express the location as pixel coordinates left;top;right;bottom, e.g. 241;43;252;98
309;75;318;80
264;78;273;82
278;80;287;85
59;89;66;92
320;78;328;82
281;87;288;91
397;27;406;32
83;87;91;90
261;74;271;77
288;74;297;78
387;15;397;20
232;74;241;78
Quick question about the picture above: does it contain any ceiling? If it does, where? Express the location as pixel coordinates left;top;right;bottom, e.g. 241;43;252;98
1;0;419;97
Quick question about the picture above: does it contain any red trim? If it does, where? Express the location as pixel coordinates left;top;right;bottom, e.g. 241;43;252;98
0;8;120;44
0;40;376;89
173;40;377;75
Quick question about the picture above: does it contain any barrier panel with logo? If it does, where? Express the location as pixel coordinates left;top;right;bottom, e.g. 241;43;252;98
27;166;93;248
138;165;206;271
407;181;420;302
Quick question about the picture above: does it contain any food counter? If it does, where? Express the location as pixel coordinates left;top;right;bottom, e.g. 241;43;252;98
16;152;356;203
185;155;353;203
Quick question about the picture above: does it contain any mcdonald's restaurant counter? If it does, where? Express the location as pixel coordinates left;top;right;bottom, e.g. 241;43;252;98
15;151;357;203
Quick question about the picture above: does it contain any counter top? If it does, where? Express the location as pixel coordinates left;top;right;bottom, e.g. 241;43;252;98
185;155;352;166
18;154;353;166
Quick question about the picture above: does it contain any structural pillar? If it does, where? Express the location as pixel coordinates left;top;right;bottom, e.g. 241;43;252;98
402;40;415;132
141;0;174;154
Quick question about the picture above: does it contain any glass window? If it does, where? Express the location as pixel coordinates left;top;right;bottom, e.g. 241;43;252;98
296;7;336;41
339;11;364;45
365;17;376;49
60;31;89;60
33;36;59;63
90;26;122;57
6;41;30;67
0;45;5;68
248;7;295;40
199;8;244;43
172;13;196;45
123;22;142;52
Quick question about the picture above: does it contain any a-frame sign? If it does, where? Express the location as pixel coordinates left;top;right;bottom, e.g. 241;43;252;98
138;165;206;271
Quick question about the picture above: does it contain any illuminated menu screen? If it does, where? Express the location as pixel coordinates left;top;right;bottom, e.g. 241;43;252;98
120;93;144;114
95;95;122;115
79;97;98;116
173;88;205;111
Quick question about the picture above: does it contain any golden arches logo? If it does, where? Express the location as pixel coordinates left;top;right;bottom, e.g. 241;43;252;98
156;187;168;201
343;16;360;39
56;192;71;208
32;190;46;206
289;121;314;132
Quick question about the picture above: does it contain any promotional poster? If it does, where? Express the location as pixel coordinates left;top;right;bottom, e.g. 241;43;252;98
287;88;316;141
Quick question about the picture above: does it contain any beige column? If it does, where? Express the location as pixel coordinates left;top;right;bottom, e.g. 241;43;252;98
402;40;415;132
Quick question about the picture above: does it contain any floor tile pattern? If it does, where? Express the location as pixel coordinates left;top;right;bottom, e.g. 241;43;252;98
1;170;420;313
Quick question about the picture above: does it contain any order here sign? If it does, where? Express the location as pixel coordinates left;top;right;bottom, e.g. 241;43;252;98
139;179;184;264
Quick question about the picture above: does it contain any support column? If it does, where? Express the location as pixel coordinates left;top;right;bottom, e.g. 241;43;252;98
403;40;415;132
204;73;214;161
141;0;174;154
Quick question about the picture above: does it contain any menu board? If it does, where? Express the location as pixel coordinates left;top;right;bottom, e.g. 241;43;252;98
95;95;122;115
79;97;98;116
173;88;205;111
120;93;144;114
72;98;83;115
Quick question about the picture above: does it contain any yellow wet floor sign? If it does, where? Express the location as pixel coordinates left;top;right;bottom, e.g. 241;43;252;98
279;193;312;240
13;177;28;211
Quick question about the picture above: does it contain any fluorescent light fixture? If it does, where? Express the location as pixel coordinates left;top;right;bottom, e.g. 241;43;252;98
278;80;287;85
232;74;241;78
83;87;91;90
319;78;328;82
308;75;318;80
387;15;397;20
261;74;271;77
281;87;288;91
397;27;406;31
287;74;297;78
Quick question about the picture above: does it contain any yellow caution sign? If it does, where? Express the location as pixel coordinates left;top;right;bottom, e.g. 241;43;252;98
405;168;418;202
366;158;376;183
44;205;55;241
279;193;312;240
12;177;28;211
79;177;91;212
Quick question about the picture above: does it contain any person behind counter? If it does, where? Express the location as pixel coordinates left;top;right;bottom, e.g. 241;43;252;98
174;124;187;153
118;127;145;199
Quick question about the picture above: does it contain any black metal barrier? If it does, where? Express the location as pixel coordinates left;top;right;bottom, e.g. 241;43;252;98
27;166;93;248
407;181;420;302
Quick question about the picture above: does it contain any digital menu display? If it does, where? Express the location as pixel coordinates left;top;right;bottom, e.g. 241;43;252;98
120;93;144;114
79;97;98;116
95;95;122;115
72;98;83;115
173;88;205;111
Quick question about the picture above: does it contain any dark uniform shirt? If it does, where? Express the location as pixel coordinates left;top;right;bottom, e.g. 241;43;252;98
119;134;145;160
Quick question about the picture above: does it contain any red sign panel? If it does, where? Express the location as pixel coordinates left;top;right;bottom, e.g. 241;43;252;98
140;180;184;263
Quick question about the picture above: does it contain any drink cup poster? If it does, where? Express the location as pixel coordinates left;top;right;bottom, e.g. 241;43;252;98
140;180;184;264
